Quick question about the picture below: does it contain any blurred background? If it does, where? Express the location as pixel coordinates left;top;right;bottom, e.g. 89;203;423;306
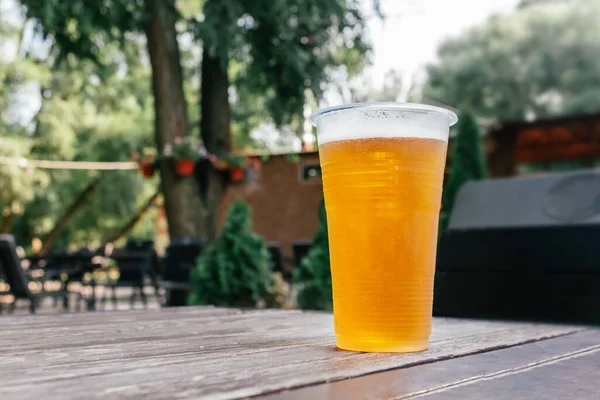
1;0;599;316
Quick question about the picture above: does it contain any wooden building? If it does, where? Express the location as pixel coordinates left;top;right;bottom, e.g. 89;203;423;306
486;112;600;176
218;152;323;259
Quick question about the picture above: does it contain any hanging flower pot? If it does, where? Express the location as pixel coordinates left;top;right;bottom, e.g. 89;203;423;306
248;156;261;171
139;157;156;178
175;158;195;176
229;166;245;182
141;164;155;178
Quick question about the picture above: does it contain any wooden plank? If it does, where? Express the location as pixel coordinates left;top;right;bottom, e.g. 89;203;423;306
262;330;600;400
422;342;600;399
0;308;585;400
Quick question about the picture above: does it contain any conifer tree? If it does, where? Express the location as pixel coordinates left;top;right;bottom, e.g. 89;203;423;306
188;199;272;307
294;198;332;311
440;110;487;231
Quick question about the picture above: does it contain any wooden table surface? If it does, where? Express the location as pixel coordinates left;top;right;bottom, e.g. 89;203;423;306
1;307;598;400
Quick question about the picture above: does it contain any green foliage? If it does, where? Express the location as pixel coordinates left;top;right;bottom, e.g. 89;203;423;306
193;0;370;127
27;45;155;249
518;0;563;9
440;111;487;232
224;154;246;167
188;200;273;307
163;137;202;160
23;0;372;146
337;69;403;103
0;137;42;216
423;0;600;120
0;6;157;249
20;0;146;65
294;198;332;311
13;0;374;246
0;5;50;222
284;154;301;163
263;272;290;309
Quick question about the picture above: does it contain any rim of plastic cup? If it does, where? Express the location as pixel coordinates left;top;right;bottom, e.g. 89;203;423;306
309;102;458;127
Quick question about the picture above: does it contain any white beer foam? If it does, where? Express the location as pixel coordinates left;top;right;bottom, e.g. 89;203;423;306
312;104;456;145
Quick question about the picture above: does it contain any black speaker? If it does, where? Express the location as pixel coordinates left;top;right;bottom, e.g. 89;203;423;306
434;170;600;324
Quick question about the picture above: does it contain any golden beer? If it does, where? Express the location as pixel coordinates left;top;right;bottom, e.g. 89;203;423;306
312;103;456;353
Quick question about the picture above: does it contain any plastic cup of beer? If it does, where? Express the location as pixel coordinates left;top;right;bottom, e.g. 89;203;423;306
310;102;458;353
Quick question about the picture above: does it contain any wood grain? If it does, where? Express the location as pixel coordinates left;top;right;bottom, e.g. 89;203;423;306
262;330;600;400
422;350;600;400
0;307;586;400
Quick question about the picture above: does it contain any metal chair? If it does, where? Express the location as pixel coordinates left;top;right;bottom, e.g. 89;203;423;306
162;237;204;306
100;249;153;309
45;250;95;310
0;235;68;314
125;239;162;302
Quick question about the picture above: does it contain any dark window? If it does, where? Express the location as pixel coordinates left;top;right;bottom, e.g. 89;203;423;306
300;164;322;183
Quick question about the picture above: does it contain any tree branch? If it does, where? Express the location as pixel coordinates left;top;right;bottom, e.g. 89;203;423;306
38;176;102;255
102;191;160;245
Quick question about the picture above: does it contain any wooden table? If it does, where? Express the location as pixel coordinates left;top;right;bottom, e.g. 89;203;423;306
1;308;598;399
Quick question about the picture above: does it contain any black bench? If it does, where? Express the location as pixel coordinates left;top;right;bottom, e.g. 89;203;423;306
101;249;154;309
0;235;68;314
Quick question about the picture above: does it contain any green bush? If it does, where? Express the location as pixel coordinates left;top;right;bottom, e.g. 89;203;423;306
294;198;332;311
188;199;273;307
263;272;290;309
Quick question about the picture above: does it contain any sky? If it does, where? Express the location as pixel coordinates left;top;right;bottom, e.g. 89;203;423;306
310;0;521;145
361;0;520;95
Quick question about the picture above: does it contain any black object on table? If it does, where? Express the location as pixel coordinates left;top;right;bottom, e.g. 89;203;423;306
434;171;600;325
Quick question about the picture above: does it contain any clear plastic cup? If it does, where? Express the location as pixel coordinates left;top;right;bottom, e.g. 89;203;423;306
310;102;457;352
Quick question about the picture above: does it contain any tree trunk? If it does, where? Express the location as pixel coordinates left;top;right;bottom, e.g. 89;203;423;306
0;212;13;234
144;0;204;240
39;177;101;255
102;191;160;246
200;51;232;241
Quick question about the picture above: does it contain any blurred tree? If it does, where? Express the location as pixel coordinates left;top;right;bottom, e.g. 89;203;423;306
38;41;155;249
20;0;204;240
0;137;43;233
188;199;272;307
294;198;332;311
19;0;373;241
263;272;289;309
518;0;569;9
37;176;102;255
102;191;161;246
1;5;158;250
339;69;403;103
0;2;49;236
193;0;371;239
423;0;600;121
440;111;487;233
